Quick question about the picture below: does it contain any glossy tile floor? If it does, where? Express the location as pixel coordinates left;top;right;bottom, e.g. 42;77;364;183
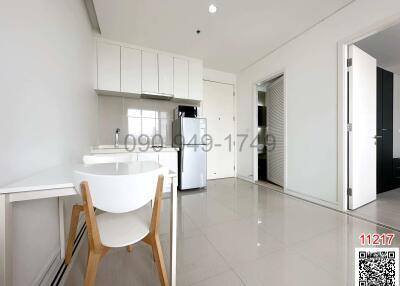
64;178;400;286
350;188;400;230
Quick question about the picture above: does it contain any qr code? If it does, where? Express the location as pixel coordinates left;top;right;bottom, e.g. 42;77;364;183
356;248;399;286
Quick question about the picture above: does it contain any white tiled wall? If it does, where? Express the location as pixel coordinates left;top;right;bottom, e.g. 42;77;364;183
98;95;200;146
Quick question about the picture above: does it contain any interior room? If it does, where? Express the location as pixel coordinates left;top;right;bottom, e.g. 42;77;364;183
346;23;400;229
2;1;400;286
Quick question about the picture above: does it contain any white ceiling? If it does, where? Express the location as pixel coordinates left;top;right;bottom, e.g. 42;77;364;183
94;0;353;73
356;23;400;75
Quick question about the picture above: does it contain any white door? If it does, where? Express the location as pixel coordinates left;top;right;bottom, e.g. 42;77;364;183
203;81;235;179
348;45;377;210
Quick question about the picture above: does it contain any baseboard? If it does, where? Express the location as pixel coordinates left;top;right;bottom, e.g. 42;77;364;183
284;188;339;210
236;174;254;183
57;227;87;286
31;248;61;286
52;214;87;286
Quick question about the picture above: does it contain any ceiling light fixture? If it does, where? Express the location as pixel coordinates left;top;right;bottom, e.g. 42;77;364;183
208;4;217;14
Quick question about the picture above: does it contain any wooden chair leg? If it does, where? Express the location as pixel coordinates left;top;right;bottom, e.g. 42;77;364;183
85;251;101;286
127;245;133;252
151;235;169;286
65;204;83;264
142;236;156;261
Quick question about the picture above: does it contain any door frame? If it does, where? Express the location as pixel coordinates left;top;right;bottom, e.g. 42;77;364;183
252;70;287;190
202;79;237;179
337;14;400;211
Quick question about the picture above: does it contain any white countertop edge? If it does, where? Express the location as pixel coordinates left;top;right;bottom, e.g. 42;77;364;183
90;146;179;154
1;184;75;194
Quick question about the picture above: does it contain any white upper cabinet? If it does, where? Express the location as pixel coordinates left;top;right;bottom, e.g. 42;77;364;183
142;50;158;94
121;47;141;94
173;58;189;99
97;42;120;92
95;39;203;101
158;54;174;95
189;59;203;100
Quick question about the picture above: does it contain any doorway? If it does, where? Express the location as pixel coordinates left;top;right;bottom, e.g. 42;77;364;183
341;21;400;230
255;74;285;190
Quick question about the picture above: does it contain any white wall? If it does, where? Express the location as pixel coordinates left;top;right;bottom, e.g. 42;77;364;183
0;1;97;285
236;0;400;204
97;96;199;145
394;74;400;158
204;68;237;85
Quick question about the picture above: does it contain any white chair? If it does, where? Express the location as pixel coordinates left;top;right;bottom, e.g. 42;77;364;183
65;154;137;264
65;157;169;286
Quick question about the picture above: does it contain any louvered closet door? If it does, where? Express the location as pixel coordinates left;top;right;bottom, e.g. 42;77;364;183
267;77;284;187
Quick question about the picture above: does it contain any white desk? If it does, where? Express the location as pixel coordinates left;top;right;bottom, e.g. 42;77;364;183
0;164;177;286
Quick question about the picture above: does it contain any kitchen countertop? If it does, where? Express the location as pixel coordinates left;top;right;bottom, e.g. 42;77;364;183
91;145;179;154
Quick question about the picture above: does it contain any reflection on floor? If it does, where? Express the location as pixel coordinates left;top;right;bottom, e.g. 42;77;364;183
350;188;400;230
64;178;400;286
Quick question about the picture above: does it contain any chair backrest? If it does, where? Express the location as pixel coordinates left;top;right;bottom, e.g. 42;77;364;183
83;154;136;164
74;163;168;213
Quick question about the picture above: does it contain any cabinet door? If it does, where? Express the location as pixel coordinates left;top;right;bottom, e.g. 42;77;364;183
173;58;189;99
158;54;174;95
121;47;141;94
137;152;159;162
97;42;120;91
159;152;177;192
159;152;178;173
142;51;158;93
189;59;203;100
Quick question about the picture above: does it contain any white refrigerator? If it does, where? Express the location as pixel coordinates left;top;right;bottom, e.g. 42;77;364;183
172;117;207;190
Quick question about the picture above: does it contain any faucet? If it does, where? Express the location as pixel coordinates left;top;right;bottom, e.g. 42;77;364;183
115;128;120;148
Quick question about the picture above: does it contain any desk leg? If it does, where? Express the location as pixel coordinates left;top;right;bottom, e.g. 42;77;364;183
0;194;12;286
169;178;177;286
59;197;65;260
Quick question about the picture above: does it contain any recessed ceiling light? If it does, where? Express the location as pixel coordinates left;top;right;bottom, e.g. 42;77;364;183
208;4;217;14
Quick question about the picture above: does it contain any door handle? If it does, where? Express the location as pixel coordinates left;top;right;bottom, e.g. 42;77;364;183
374;135;383;139
181;147;184;172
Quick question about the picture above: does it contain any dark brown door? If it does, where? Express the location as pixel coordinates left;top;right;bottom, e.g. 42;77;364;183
377;67;394;194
